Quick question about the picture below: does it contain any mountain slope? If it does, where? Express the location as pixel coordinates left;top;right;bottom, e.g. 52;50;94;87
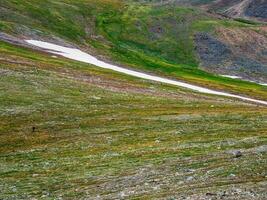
0;0;267;100
1;38;267;200
203;0;267;22
0;1;267;199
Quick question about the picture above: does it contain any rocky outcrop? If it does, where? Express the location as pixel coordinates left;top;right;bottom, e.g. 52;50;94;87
245;0;267;20
153;0;267;22
204;0;267;22
195;30;267;83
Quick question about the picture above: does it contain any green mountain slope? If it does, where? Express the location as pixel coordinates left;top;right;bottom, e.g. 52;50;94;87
0;1;267;199
0;0;267;100
1;38;267;200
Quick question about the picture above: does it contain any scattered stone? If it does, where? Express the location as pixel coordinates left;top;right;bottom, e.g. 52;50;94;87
229;173;236;178
177;181;184;185
218;191;227;197
186;176;194;181
152;186;160;190
92;96;101;100
233;188;242;194
41;191;50;197
185;169;196;173
206;192;216;196
256;145;267;154
232;150;242;158
119;191;126;198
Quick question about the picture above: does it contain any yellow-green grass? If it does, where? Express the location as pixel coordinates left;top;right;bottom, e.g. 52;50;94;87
0;41;267;199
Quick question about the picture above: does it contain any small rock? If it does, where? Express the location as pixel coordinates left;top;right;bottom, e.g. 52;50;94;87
185;169;196;173
229;173;236;178
232;150;242;158
152;186;160;190
233;188;242;194
186;176;194;181
41;191;50;197
256;145;267;153
206;192;216;196
92;96;101;100
218;191;227;197
119;191;126;198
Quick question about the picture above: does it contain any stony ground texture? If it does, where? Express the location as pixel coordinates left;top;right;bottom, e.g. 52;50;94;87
0;40;267;199
0;1;267;199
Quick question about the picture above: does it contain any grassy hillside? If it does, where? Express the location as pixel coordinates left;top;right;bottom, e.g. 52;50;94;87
1;40;267;199
0;0;267;100
0;1;267;199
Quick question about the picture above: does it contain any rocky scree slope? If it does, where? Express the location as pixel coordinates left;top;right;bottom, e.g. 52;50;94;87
142;0;267;22
204;0;267;22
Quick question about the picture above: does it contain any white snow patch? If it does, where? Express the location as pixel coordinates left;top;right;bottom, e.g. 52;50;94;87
221;75;267;86
221;75;242;79
26;40;267;106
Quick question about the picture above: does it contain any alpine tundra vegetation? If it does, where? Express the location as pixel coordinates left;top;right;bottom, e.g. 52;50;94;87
0;0;267;199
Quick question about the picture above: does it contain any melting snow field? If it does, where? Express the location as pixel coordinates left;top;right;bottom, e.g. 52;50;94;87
26;40;267;106
221;75;242;79
221;75;267;86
